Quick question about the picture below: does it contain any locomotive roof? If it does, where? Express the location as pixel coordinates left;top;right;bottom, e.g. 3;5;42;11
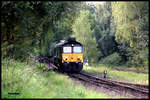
55;40;68;47
55;39;82;48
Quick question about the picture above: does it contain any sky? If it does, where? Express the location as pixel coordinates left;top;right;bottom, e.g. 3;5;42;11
86;1;105;5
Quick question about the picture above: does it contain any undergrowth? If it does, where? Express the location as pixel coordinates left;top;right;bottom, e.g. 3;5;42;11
2;58;108;98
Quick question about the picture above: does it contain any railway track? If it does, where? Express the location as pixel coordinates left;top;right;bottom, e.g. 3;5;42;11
37;56;149;98
67;71;148;98
80;71;149;92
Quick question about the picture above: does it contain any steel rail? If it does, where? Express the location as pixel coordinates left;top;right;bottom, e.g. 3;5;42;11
68;72;148;97
78;71;149;94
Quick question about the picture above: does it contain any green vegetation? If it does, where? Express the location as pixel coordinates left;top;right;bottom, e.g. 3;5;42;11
99;52;122;65
2;1;149;68
83;65;148;85
72;10;101;63
2;59;109;98
112;2;149;67
1;1;149;98
1;1;81;60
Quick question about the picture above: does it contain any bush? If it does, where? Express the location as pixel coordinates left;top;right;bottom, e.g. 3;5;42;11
99;52;122;65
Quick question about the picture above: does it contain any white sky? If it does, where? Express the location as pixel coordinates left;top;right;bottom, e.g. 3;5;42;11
86;1;105;5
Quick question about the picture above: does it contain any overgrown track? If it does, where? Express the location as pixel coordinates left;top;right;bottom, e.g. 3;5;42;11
67;71;148;98
37;55;58;70
37;56;149;98
80;71;149;92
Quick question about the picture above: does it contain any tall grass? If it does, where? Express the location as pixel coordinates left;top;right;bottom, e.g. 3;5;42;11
2;58;109;98
83;65;149;85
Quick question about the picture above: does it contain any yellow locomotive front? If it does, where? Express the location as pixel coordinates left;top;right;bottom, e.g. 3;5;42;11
62;46;83;63
54;38;83;72
61;45;83;72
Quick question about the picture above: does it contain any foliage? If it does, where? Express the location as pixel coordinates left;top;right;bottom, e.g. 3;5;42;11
39;2;81;56
2;58;108;98
93;2;115;38
2;1;38;60
1;1;80;60
112;2;149;67
99;52;122;65
72;10;101;63
91;2;118;61
1;1;149;68
97;34;118;58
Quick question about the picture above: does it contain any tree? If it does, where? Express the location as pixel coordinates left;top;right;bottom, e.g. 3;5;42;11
72;10;101;63
112;2;149;67
1;1;42;60
92;2;118;60
1;1;80;60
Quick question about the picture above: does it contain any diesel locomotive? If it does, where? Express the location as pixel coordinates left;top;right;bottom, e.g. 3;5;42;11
53;38;83;72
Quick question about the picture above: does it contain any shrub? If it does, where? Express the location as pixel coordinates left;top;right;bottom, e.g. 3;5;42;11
99;52;122;65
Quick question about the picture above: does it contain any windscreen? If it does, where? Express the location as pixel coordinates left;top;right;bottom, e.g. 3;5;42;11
73;46;82;53
63;47;72;53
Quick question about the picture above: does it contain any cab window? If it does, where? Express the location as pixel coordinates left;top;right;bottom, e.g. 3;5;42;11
73;46;82;53
63;47;72;53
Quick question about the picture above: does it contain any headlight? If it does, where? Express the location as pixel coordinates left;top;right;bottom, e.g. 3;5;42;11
63;57;68;60
77;56;82;60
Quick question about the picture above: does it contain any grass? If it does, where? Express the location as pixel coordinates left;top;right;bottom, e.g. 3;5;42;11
2;58;109;98
83;64;149;85
92;63;149;72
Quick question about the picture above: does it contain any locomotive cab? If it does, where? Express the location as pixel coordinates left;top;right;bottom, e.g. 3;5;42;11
54;38;83;72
